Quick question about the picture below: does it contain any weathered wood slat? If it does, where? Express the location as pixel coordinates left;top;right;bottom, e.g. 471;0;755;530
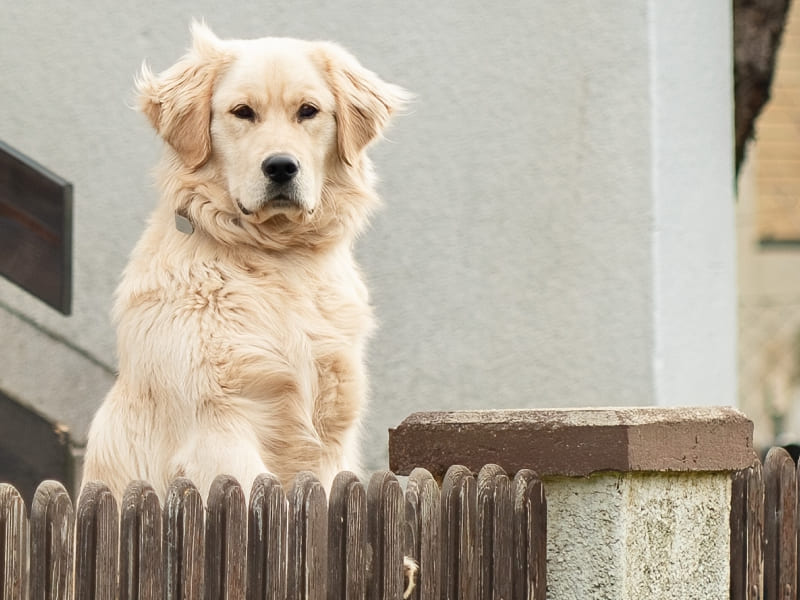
75;482;119;600
731;463;765;600
731;467;748;600
205;475;247;600
512;469;546;600
120;481;163;600
288;472;328;600
441;465;477;600
763;447;796;600
0;483;28;599
405;468;441;600
30;480;74;600
749;462;764;600
163;478;205;599
367;471;404;600
796;457;800;600
327;471;367;600
476;465;512;600
248;473;288;600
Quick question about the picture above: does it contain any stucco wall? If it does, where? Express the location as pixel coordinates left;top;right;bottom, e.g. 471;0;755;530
546;472;731;599
0;1;735;472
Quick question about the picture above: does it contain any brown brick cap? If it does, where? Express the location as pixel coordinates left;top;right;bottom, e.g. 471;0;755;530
388;407;757;479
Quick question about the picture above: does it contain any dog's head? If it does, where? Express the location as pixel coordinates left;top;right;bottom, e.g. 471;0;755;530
137;23;408;227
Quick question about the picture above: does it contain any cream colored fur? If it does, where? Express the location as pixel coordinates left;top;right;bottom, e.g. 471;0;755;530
81;23;408;506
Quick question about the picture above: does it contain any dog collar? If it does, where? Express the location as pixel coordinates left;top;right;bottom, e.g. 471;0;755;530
175;210;194;235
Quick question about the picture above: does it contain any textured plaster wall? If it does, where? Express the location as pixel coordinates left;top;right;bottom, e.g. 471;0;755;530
546;472;731;599
0;2;735;471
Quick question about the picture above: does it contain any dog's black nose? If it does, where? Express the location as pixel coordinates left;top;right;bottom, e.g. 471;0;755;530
262;154;300;184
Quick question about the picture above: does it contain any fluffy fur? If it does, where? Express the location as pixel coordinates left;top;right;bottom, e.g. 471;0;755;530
81;23;408;504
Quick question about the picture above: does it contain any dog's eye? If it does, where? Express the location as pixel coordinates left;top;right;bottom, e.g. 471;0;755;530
231;104;256;121
297;104;319;121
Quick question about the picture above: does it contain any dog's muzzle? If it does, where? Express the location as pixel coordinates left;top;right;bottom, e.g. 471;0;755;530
236;154;308;216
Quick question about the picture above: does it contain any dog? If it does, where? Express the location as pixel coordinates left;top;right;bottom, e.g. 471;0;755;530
81;22;415;595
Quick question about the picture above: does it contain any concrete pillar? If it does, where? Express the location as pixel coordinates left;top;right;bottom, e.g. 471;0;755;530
390;407;756;599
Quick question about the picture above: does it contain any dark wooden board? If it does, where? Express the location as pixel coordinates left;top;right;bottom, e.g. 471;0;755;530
730;462;763;600
75;482;119;600
0;140;72;314
205;475;247;600
327;471;367;600
763;447;796;600
163;478;205;599
0;483;29;598
29;480;74;600
248;473;288;599
120;481;163;600
288;472;328;600
405;468;441;600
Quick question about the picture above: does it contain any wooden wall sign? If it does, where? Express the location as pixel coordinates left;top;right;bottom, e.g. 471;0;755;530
0;140;72;314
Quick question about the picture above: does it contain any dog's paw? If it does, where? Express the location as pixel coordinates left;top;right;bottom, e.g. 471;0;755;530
403;556;418;598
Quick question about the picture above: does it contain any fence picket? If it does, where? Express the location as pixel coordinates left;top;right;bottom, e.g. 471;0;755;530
797;458;800;600
749;463;764;600
405;468;441;600
731;463;765;600
327;471;367;600
441;465;477;600
367;471;404;600
731;467;748;600
763;447;797;600
512;469;546;600
120;481;163;600
288;472;328;600
204;475;247;600
477;465;512;600
163;478;205;599
0;483;28;599
75;482;119;600
30;481;74;600
248;473;288;600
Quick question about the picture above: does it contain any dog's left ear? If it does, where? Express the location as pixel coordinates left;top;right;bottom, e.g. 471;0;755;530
136;22;231;169
316;43;410;166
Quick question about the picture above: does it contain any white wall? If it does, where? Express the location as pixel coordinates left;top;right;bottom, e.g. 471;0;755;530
0;1;736;472
649;1;737;407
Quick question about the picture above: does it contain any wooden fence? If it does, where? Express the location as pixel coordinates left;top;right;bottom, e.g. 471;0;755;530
0;464;546;599
731;446;800;600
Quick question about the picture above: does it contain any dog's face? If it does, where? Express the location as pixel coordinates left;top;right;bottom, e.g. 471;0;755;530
137;23;407;224
209;38;336;219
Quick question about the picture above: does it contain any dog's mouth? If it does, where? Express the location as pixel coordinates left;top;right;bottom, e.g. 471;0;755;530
268;194;301;209
236;199;252;215
236;193;307;217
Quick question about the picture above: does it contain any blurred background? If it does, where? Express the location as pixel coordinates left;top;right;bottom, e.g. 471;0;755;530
0;1;795;500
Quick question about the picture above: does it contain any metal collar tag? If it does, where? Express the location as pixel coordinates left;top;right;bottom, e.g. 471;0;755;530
175;211;194;235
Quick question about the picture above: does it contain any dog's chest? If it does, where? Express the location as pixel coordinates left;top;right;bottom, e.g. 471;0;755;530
234;251;371;340
194;250;375;392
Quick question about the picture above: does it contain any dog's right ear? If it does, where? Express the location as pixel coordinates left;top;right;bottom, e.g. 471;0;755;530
136;22;231;169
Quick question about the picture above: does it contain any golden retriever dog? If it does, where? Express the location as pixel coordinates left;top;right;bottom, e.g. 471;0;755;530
83;25;415;589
